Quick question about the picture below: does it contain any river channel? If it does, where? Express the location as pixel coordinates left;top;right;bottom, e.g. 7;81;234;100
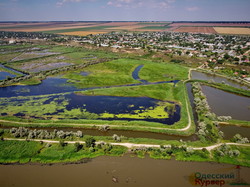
0;155;249;187
191;70;249;90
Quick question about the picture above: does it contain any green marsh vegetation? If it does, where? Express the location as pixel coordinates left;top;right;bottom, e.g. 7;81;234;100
0;49;194;134
0;140;127;164
211;145;250;167
63;58;188;88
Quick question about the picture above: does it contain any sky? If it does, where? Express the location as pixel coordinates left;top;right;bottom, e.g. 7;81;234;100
0;0;250;21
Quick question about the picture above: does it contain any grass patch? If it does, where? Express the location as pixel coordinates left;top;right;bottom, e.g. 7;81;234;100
0;140;127;164
0;140;43;163
211;145;250;167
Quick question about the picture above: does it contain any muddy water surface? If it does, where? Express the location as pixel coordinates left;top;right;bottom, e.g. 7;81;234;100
0;155;249;187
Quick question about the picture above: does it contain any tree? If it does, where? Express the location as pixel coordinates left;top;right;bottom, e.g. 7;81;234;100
59;140;66;147
112;134;121;142
74;142;83;152
75;131;83;138
231;134;249;144
85;136;96;148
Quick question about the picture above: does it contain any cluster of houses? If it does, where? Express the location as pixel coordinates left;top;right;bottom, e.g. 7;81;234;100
1;30;249;79
79;31;250;66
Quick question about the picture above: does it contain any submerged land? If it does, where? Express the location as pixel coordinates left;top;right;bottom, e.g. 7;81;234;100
0;21;249;167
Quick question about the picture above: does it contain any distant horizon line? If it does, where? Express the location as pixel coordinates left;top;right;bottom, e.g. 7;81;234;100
0;21;250;23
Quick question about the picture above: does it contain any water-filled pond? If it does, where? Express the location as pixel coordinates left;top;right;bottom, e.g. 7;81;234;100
0;155;249;187
0;92;180;125
191;70;249;90
201;85;250;121
0;77;81;97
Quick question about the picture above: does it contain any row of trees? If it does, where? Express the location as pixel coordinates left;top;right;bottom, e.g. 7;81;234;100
131;144;209;159
214;144;240;158
192;82;224;143
9;127;83;140
231;134;249;144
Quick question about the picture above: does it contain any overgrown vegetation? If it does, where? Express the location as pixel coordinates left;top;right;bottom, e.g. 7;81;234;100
192;82;224;143
0;139;127;164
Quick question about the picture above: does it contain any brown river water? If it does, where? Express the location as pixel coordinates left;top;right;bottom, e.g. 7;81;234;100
0;155;249;187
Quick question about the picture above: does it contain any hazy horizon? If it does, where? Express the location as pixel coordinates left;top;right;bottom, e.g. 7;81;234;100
0;0;250;22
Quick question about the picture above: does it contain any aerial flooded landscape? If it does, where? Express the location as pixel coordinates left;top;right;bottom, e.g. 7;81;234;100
0;0;250;186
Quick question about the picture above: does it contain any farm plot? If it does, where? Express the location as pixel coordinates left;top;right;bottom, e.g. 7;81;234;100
169;22;250;27
174;27;217;34
105;25;146;31
10;50;60;62
0;22;102;32
8;55;71;73
59;31;108;36
0;52;23;63
214;27;250;35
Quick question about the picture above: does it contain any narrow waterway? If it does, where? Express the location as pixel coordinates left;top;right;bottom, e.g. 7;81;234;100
0;155;249;187
132;65;148;83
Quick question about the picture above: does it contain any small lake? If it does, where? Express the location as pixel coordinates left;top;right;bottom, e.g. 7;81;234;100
0;77;81;97
201;85;250;121
191;70;249;90
1;93;180;125
0;155;249;187
66;94;180;125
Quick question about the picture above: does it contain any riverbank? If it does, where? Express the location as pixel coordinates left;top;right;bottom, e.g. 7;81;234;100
0;138;249;167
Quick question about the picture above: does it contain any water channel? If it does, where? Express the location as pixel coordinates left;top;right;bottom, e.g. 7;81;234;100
191;70;250;90
0;155;249;187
